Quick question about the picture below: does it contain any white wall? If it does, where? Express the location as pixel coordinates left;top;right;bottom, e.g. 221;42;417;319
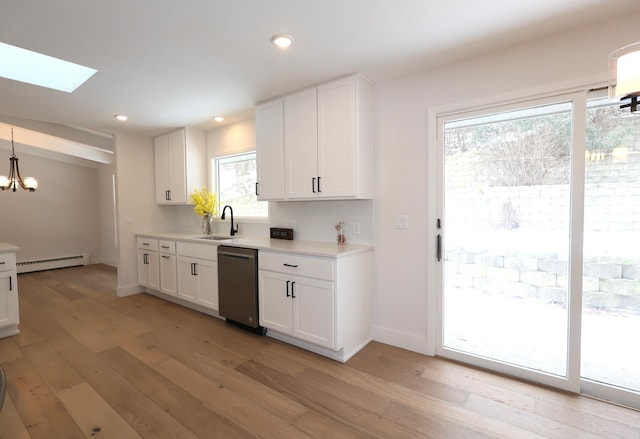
371;12;640;353
113;130;176;296
0;149;102;264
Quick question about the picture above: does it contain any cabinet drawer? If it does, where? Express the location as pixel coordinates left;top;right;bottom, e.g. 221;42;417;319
0;253;15;272
176;242;217;261
137;238;159;251
259;251;334;281
159;240;176;254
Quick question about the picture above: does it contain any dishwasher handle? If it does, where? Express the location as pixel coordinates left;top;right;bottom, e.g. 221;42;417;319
219;251;255;260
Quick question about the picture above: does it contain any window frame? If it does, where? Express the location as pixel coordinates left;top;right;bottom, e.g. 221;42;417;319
210;150;269;222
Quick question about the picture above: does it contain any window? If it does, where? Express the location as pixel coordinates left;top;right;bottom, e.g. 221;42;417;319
212;152;268;218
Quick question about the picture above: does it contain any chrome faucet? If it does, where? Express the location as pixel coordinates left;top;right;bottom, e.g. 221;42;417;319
221;205;239;236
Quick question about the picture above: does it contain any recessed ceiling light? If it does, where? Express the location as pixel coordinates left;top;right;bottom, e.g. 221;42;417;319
114;114;128;121
213;116;224;122
0;42;97;93
271;34;294;48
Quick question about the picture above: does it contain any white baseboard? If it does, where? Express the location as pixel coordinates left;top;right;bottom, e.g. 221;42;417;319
116;283;143;297
372;324;433;356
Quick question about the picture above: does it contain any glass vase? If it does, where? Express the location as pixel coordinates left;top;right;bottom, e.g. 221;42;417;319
201;214;213;235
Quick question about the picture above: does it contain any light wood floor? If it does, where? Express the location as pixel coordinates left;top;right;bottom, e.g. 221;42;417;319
1;265;639;438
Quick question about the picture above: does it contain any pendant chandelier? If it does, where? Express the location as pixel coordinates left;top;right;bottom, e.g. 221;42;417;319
0;128;38;192
609;42;640;112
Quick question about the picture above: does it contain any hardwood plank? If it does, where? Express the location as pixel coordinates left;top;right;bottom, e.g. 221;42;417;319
0;393;31;439
235;358;424;439
0;337;23;363
154;357;312;439
57;382;142;439
98;347;254;438
21;341;84;392
3;356;85;439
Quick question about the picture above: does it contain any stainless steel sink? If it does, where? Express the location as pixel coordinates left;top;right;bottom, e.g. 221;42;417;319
191;235;233;241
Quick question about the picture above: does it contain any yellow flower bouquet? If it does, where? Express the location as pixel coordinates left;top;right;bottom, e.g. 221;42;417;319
191;188;218;234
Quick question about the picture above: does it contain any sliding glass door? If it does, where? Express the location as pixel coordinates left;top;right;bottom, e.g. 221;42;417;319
581;98;640;406
436;92;640;406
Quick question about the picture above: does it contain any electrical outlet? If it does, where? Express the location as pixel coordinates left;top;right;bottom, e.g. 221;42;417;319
352;222;361;235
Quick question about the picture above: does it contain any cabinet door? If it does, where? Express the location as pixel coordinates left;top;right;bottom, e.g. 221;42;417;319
154;135;171;204
258;271;293;334
167;130;187;203
177;257;198;303
0;272;18;327
292;277;336;349
160;254;178;297
196;259;218;311
284;88;318;199
256;99;285;200
317;76;357;198
138;250;159;290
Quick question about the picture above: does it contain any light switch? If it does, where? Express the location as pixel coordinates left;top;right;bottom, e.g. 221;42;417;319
394;215;409;229
352;222;361;235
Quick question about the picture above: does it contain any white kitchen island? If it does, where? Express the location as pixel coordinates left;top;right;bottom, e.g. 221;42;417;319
0;243;20;338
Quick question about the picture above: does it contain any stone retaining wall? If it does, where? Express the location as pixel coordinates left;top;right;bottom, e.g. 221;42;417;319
446;249;640;311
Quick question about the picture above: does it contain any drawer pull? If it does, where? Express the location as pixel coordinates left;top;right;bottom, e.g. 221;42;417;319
283;263;298;268
0;261;5;264
142;242;150;246
161;245;170;249
162;255;171;259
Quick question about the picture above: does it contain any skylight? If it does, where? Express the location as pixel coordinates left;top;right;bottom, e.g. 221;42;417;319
0;42;97;93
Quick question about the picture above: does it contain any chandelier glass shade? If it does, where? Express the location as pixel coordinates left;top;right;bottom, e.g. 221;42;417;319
609;42;640;112
0;128;38;192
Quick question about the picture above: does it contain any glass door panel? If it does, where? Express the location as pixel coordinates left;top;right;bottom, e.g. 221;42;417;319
582;99;640;394
442;102;572;377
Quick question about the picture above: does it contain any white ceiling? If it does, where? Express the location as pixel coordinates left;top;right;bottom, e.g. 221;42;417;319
1;0;639;139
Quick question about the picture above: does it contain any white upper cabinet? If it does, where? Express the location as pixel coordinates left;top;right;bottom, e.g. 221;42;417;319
255;99;285;200
285;87;319;199
317;75;373;199
154;127;205;205
256;74;374;201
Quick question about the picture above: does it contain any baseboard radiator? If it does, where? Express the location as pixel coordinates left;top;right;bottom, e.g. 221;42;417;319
17;254;90;274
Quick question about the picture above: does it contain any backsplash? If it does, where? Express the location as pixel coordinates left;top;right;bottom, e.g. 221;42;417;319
170;199;374;245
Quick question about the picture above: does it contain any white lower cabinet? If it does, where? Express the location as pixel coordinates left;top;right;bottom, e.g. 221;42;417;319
176;242;218;311
159;240;177;296
0;248;20;337
259;249;373;361
137;238;159;291
259;270;335;349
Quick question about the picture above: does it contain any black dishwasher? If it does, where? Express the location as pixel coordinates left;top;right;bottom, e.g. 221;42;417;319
217;246;263;333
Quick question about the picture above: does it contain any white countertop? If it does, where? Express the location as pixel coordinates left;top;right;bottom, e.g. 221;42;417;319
136;232;373;258
0;242;19;253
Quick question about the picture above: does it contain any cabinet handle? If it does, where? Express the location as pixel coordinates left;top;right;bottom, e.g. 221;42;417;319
291;281;296;298
283;263;298;268
317;176;322;193
312;177;316;193
166;190;172;201
255;182;259;196
191;262;198;276
286;280;290;297
9;275;12;291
